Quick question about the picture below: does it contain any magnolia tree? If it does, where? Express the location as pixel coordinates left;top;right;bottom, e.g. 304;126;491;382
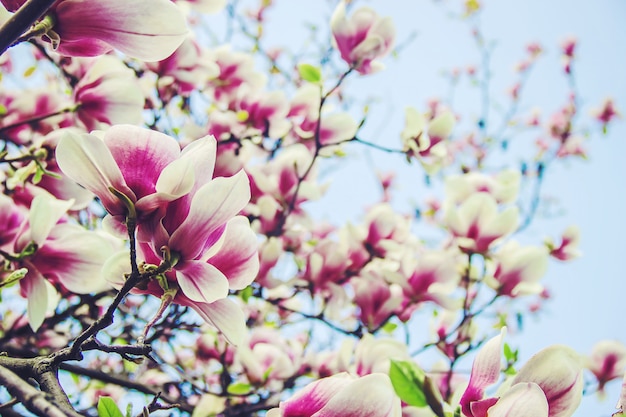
0;0;623;416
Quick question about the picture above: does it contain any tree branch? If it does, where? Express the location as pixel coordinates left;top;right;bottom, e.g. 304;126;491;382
0;364;82;417
0;0;57;56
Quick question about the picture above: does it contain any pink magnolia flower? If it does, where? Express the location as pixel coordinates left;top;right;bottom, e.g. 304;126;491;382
352;271;402;331
545;225;581;261
592;98;621;127
397;249;461;311
57;126;259;344
444;193;519;254
331;1;396;74
586;340;626;393
288;84;358;148
460;329;583;417
73;55;144;131
401;106;455;173
12;194;115;330
146;37;220;98
485;242;548;297
56;125;214;237
512;345;583;417
445;170;521;205
267;372;401;417
206;46;265;103
36;0;188;61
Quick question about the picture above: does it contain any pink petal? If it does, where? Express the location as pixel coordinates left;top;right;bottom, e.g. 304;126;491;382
513;345;583;417
207;216;259;290
35;224;115;294
54;0;188;61
488;383;548;417
28;194;73;246
169;170;250;260
190;298;246;345
103;125;181;202
56;130;132;216
281;373;354;416
316;373;400;417
460;328;506;416
21;267;49;332
176;260;229;304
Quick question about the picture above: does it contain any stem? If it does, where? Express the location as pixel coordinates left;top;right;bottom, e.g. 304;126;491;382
0;0;57;56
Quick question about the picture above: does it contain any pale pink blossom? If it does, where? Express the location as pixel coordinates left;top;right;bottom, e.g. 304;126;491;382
13;194;115;330
461;330;583;417
445;170;521;205
444;193;519;254
56;125;214;236
545;225;581;261
147;37;220;98
485;242;548;297
586;340;626;393
331;1;396;74
592;98;621;127
267;372;401;417
352;270;402;330
512;345;583;417
73;55;144;130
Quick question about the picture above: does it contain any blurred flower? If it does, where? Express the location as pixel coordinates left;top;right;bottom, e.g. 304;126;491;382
331;1;395;74
586;340;626;393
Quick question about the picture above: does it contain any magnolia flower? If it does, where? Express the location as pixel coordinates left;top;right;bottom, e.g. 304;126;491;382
331;1;396;74
445;170;521;205
485;241;548;297
460;329;583;417
74;55;144;131
57;126;259;344
444;193;519;254
586;340;626;393
401;107;455;161
13;0;188;61
267;372;401;417
56;125;214;237
512;345;583;417
545;225;581;261
13;194;114;330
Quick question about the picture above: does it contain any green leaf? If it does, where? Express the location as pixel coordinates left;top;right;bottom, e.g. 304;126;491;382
97;397;124;417
381;322;398;334
227;382;251;395
389;359;427;407
240;286;253;303
297;63;322;84
503;343;513;361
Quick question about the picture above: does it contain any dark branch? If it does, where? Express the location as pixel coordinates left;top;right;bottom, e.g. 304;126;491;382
0;0;57;56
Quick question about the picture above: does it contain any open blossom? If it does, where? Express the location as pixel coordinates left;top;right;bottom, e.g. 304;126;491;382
57;125;259;344
444;193;519;254
485;241;548;297
331;1;395;74
545;225;581;261
73;55;144;131
56;125;213;237
12;194;115;330
445;169;521;205
586;340;626;393
460;329;583;417
6;0;188;60
267;372;401;417
401;107;455;173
